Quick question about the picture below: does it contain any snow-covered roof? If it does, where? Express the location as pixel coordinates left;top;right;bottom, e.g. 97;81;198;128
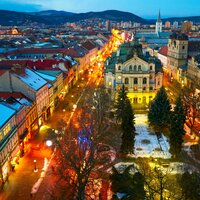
13;68;47;91
0;103;16;128
35;71;56;82
17;98;32;107
4;100;22;111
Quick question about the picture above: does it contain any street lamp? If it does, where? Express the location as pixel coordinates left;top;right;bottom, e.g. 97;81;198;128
46;140;53;147
33;160;38;172
73;104;77;111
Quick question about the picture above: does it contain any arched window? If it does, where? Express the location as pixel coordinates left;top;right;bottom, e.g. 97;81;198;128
134;65;137;71
143;77;147;84
134;78;138;84
138;65;141;71
118;65;121;70
150;66;152;71
129;65;132;71
125;78;129;84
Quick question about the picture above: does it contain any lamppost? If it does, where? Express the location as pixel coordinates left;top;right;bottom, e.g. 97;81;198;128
33;160;38;172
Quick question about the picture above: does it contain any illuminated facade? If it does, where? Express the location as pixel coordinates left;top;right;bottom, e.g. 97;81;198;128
105;40;163;105
167;33;188;79
0;102;18;186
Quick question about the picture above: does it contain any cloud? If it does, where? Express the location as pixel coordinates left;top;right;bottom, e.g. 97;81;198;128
0;0;41;11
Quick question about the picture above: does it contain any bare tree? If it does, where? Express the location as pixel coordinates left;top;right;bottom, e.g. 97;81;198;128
46;87;115;200
136;159;182;200
183;90;200;135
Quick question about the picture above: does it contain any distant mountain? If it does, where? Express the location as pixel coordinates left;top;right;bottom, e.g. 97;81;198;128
29;10;75;17
69;10;147;23
0;9;147;26
0;10;49;26
0;9;200;26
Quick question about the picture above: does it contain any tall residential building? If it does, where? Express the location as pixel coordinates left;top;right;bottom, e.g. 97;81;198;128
106;20;111;31
155;10;162;34
172;21;179;29
165;21;171;28
181;21;193;33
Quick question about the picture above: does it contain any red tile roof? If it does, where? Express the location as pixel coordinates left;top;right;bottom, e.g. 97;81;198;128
158;46;168;56
81;41;96;51
0;59;72;71
0;92;27;99
4;48;81;58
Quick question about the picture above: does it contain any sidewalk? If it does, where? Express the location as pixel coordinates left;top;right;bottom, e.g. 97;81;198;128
0;142;52;200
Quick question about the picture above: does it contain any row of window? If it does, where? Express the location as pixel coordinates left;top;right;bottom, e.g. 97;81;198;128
118;65;153;71
169;43;185;50
130;96;153;103
125;86;154;91
0;134;18;164
124;77;147;84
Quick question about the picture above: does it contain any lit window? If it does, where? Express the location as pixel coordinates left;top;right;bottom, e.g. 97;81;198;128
125;78;129;84
0;132;2;141
143;78;147;84
118;76;122;80
134;78;138;84
3;124;11;136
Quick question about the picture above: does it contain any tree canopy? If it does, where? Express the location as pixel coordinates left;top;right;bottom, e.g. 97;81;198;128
148;86;171;129
169;96;186;157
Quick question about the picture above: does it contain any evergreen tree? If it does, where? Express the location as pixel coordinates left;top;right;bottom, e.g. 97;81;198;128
120;99;135;154
115;85;135;154
115;84;129;122
169;96;186;157
148;86;171;128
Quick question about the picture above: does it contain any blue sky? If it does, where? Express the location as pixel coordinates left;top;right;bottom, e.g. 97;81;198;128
1;0;199;19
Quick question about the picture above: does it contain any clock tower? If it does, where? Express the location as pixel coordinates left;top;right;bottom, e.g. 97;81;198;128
155;10;162;34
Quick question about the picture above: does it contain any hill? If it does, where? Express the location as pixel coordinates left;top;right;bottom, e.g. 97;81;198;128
0;10;49;26
0;9;147;26
1;9;200;26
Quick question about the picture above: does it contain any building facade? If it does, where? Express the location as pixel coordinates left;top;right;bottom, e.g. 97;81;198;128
167;33;188;79
0;102;18;186
105;40;163;105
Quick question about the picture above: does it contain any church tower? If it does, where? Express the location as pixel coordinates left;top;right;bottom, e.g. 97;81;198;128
155;10;162;34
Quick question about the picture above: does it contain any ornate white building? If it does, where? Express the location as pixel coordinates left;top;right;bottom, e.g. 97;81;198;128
104;40;163;105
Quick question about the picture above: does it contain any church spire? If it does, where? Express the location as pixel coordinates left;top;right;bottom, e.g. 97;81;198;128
157;9;161;22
